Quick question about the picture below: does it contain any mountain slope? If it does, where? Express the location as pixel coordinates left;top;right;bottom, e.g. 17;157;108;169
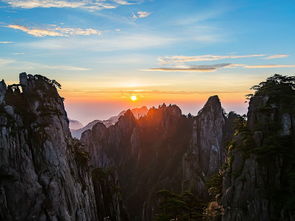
80;99;237;220
71;106;148;139
220;75;295;221
0;73;98;220
0;73;128;221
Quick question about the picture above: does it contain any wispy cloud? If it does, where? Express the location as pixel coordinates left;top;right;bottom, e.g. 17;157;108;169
0;41;13;44
54;27;102;36
145;63;231;72
3;0;113;10
22;34;176;51
159;54;265;64
7;25;63;37
132;11;151;19
264;54;289;59
0;58;15;66
176;8;230;25
0;57;90;71
3;0;139;10
147;62;295;72
242;64;295;69
113;0;136;5
6;24;102;37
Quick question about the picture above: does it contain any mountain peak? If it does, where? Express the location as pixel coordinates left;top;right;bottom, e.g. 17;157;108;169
198;95;223;116
205;95;221;106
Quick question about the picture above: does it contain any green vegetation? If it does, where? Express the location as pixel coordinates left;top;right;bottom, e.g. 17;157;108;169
250;74;295;96
34;74;62;89
153;190;205;221
248;74;295;111
70;138;89;167
206;172;223;199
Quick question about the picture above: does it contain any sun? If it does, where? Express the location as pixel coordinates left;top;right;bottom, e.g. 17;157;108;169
130;95;137;101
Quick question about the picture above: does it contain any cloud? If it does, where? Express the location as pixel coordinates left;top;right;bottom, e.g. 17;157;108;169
0;41;13;44
40;64;90;71
132;11;151;19
24;62;90;71
54;27;102;36
3;0;140;10
0;57;89;71
112;0;135;5
6;24;102;37
0;58;15;66
22;34;176;51
146;62;295;72
7;25;63;37
264;54;289;59
159;54;265;65
242;64;295;69
3;0;115;10
145;63;231;72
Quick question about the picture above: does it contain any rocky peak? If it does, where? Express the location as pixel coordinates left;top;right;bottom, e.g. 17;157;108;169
0;73;98;220
115;109;137;136
130;106;148;119
221;75;295;221
196;95;226;175
0;79;6;104
182;95;227;198
198;95;223;116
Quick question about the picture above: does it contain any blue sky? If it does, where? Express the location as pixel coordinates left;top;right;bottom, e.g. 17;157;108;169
0;0;294;124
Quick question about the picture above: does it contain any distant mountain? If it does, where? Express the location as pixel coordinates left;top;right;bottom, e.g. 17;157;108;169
69;119;83;130
71;106;148;139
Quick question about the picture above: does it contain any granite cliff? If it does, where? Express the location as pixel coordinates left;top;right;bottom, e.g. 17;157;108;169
81;97;238;220
220;75;295;221
0;73;125;221
1;73;294;221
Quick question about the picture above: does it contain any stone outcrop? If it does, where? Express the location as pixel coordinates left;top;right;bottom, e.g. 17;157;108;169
81;104;193;220
0;73;98;220
0;73;128;221
81;98;238;220
3;73;292;221
221;81;295;221
182;96;237;199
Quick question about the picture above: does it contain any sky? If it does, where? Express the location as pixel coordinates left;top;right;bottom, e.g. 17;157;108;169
0;0;295;125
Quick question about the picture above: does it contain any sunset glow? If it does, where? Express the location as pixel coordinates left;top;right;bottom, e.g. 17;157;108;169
0;0;294;124
130;95;138;102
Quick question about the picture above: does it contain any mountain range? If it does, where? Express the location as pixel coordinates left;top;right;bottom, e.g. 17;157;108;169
0;73;294;221
70;106;148;139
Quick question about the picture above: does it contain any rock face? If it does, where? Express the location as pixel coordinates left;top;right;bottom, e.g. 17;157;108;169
221;82;295;220
0;73;98;220
4;73;292;221
81;98;238;220
81;104;193;220
182;96;237;199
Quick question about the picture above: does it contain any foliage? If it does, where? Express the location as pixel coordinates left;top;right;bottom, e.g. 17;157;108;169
153;190;205;221
249;74;295;96
34;74;62;89
70;138;89;167
206;172;223;200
